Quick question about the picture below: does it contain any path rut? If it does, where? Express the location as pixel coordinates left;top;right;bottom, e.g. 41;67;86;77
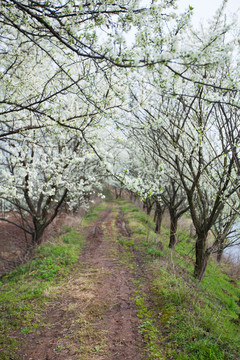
81;206;144;359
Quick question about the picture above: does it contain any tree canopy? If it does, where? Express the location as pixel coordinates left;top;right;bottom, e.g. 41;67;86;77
0;0;240;280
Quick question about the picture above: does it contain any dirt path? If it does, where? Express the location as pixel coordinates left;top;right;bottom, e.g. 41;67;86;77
18;204;145;360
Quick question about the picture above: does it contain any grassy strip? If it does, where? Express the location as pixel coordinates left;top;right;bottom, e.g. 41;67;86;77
134;285;165;360
0;226;85;359
117;199;240;360
81;201;108;226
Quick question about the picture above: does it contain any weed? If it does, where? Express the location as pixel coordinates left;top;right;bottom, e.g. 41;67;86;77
55;344;63;352
147;247;163;258
20;327;30;334
119;237;135;249
92;345;102;352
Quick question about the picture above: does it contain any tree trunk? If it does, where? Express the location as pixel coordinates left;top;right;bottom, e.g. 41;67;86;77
32;223;46;246
146;198;153;215
155;207;164;234
194;232;210;281
169;213;178;249
115;188;122;199
119;188;122;198
147;206;152;215
217;238;224;262
129;191;135;201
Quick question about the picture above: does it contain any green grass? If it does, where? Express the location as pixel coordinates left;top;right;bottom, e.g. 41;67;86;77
0;225;85;360
133;286;165;360
120;200;240;360
81;202;108;226
0;199;239;360
119;237;135;249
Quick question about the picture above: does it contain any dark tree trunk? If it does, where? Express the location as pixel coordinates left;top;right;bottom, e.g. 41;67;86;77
169;213;178;249
155;213;163;234
129;191;135;201
194;232;210;281
146;206;152;215
115;187;122;199
145;198;153;215
32;222;46;246
119;188;122;198
31;190;68;247
155;204;164;234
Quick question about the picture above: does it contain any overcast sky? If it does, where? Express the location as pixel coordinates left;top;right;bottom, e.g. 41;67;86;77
177;0;240;24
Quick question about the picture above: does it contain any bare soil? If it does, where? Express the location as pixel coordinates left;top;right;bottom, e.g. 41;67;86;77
15;205;146;360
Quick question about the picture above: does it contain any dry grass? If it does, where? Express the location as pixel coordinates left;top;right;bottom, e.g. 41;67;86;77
56;267;110;360
222;256;240;280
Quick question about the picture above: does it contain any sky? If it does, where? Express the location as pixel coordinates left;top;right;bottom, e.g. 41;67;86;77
177;0;240;24
125;1;240;48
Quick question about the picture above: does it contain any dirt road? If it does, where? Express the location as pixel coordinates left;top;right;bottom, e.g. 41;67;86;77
18;203;146;360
